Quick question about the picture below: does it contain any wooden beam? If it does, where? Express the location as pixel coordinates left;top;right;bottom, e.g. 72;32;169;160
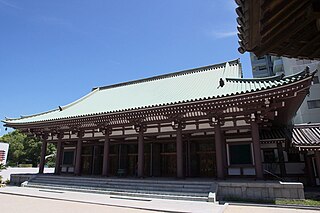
258;5;313;55
261;0;303;33
247;0;261;50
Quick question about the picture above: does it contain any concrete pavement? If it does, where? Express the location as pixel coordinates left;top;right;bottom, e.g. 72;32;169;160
0;186;226;213
224;205;319;213
0;193;155;213
1;186;318;213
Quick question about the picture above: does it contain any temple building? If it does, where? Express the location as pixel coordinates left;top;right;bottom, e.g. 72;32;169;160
3;59;319;185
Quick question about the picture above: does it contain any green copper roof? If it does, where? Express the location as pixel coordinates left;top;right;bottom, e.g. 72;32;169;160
3;59;312;124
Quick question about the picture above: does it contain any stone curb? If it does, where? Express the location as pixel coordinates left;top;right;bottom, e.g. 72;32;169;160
218;203;229;213
223;201;320;211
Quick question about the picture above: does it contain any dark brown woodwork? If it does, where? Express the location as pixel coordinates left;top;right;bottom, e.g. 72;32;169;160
39;135;48;174
305;154;316;186
251;120;263;179
102;128;111;176
315;151;320;182
137;129;144;178
214;123;224;179
259;11;313;56
44;125;254;143
134;123;146;178
172;118;186;179
248;0;261;51
236;0;320;59
277;142;286;177
55;133;64;175
221;131;228;177
176;124;184;178
74;131;84;175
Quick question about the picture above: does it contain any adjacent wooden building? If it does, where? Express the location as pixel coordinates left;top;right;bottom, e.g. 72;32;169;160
3;59;318;183
235;0;320;59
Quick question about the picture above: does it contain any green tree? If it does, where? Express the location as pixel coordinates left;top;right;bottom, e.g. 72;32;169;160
0;164;5;171
0;163;6;183
0;130;56;167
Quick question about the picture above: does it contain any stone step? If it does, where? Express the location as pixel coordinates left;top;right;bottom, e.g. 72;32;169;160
25;183;209;199
28;180;210;194
34;175;214;185
31;178;211;190
30;182;209;195
25;175;217;202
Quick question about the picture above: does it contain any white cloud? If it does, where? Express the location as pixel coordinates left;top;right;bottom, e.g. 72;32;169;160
0;0;21;9
211;31;238;39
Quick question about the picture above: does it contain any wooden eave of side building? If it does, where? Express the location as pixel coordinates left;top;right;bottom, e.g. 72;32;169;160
292;123;320;150
236;0;320;59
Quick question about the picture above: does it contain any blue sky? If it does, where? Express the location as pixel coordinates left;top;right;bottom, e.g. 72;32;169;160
0;0;251;136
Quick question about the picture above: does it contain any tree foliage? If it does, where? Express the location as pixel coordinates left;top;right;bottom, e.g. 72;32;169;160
0;130;56;167
0;163;5;171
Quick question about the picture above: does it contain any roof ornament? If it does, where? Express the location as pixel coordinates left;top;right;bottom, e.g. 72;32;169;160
218;78;225;88
250;113;256;121
305;66;310;74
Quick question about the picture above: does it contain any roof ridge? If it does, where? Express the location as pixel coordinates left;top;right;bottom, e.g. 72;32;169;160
226;74;283;82
61;88;100;111
226;66;317;82
93;59;240;91
4;108;59;122
3;89;100;122
294;123;320;128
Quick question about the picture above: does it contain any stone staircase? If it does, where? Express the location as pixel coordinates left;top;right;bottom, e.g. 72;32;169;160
23;175;217;202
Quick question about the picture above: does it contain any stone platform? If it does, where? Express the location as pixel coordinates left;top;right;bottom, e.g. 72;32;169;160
217;180;305;200
11;174;305;202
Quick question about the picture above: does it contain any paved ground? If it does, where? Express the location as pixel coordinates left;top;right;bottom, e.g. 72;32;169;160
0;193;155;213
224;205;319;213
0;186;225;213
1;186;319;213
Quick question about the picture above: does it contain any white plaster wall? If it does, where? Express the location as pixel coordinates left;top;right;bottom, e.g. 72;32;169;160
0;167;54;181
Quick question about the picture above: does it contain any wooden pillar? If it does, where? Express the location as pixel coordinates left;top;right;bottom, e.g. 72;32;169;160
221;132;228;177
176;125;184;178
152;143;161;177
102;128;111;176
251;121;263;179
74;131;83;176
214;124;224;179
137;128;144;178
305;154;316;186
134;123;146;178
55;133;64;175
277;142;286;177
315;151;320;182
39;135;48;174
173;120;185;178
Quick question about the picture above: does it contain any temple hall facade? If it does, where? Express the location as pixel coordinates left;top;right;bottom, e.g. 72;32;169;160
3;59;319;185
